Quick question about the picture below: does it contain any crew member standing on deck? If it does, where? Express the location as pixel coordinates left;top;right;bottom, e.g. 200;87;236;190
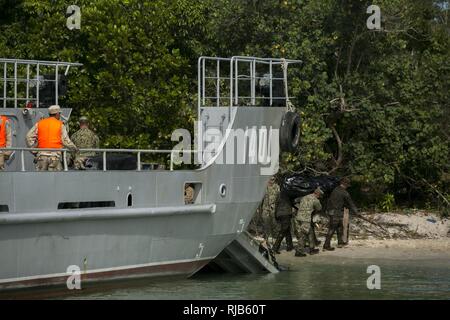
26;105;78;171
272;190;294;254
0;115;12;171
70;116;100;169
323;177;358;251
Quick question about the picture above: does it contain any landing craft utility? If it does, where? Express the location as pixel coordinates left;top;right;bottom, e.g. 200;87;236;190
0;56;301;290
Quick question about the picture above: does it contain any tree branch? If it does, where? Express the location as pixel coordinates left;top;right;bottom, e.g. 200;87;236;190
328;124;343;174
421;178;450;207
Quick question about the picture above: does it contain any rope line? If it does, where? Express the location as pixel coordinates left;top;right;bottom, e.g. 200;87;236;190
281;58;295;112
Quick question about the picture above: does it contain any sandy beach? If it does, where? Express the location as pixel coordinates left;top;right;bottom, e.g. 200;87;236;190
276;238;450;270
268;210;450;268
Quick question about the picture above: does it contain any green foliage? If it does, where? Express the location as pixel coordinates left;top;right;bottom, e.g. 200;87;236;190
379;193;396;212
0;0;448;209
0;0;208;149
443;195;450;217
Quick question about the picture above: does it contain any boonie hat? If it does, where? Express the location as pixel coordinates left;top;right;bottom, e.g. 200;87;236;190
48;105;61;115
315;187;324;195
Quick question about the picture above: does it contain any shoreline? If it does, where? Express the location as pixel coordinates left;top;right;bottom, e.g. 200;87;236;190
275;238;450;268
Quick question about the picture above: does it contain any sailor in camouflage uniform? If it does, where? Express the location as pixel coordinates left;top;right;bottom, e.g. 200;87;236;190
292;187;323;257
248;177;280;241
70;116;100;169
184;183;195;204
260;176;280;242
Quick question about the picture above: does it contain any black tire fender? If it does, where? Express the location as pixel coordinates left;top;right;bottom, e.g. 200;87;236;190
279;111;300;153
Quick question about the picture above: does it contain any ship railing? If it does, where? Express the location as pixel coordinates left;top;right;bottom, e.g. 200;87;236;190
197;56;302;163
197;56;302;115
229;56;302;108
0;58;82;109
0;147;200;172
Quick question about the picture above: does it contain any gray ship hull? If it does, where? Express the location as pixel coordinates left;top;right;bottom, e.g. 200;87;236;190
0;107;285;290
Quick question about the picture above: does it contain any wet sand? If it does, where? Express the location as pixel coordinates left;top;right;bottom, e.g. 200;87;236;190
276;238;450;269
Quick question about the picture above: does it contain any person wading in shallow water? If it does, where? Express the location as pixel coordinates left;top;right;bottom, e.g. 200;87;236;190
272;190;294;254
323;177;358;251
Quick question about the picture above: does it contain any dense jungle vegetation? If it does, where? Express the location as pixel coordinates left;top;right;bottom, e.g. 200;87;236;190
0;0;449;212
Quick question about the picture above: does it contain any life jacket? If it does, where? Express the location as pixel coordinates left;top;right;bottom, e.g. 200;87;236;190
0;115;9;148
37;117;63;149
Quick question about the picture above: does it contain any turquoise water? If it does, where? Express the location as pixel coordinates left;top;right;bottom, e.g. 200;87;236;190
58;257;450;300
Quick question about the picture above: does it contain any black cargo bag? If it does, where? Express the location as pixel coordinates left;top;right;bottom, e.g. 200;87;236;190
281;174;340;201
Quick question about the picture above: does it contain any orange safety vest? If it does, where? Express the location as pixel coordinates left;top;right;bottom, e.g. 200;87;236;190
37;117;63;149
0;115;9;148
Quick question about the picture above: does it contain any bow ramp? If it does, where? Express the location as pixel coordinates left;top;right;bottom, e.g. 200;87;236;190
203;232;279;274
